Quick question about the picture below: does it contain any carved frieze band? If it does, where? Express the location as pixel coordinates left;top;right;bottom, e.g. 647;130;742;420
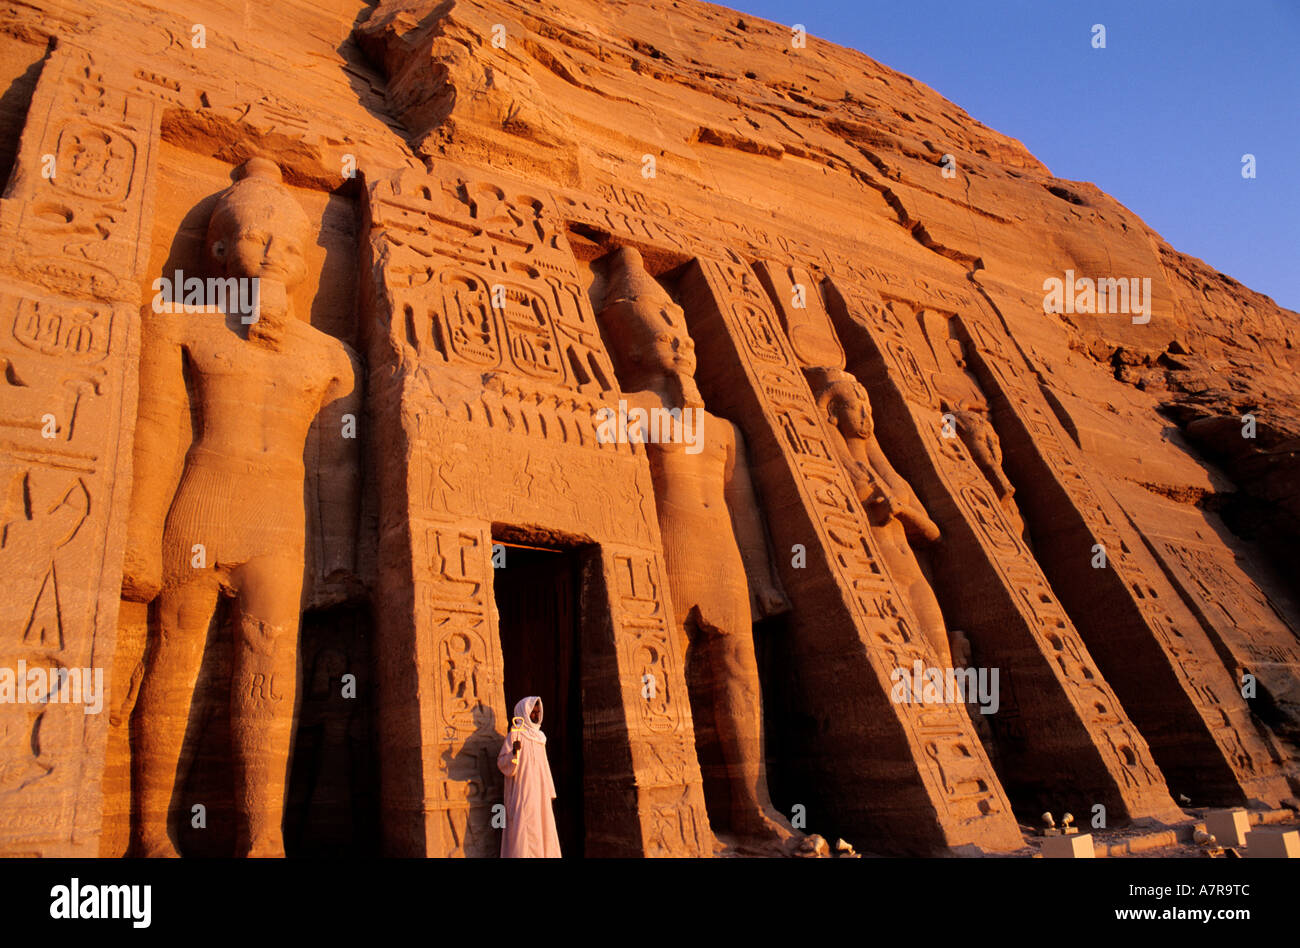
372;167;616;399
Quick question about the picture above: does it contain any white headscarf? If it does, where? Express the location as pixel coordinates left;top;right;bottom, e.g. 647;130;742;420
511;696;547;745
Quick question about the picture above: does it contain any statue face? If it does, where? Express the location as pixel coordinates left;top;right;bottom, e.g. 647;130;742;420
211;201;308;288
633;314;696;378
832;385;874;440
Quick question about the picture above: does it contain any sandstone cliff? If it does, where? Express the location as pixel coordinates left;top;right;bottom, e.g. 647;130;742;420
0;0;1295;857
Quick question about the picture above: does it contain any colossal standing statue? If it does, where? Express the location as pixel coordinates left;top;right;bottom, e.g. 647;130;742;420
810;368;954;667
121;158;361;856
598;247;799;854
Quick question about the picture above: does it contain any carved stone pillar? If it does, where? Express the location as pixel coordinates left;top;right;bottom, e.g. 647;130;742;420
0;45;158;855
677;251;1023;854
1109;485;1300;744
818;278;1183;824
956;302;1291;806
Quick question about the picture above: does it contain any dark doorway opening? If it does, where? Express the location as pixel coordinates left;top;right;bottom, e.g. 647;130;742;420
493;542;585;857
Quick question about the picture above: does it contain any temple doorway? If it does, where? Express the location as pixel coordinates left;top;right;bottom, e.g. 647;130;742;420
493;541;585;857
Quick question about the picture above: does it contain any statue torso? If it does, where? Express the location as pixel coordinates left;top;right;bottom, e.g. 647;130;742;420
175;314;345;480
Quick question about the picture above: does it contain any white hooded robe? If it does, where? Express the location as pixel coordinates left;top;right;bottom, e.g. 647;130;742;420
497;696;561;858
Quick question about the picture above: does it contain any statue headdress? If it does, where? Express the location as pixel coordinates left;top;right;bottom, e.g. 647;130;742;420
204;157;310;273
597;245;687;339
807;366;868;427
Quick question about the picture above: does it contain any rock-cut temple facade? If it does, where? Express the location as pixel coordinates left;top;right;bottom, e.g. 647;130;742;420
0;0;1297;857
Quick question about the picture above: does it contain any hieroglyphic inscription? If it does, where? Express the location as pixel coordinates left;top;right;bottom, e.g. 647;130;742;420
1;48;157;302
371;166;616;398
404;364;631;455
1148;537;1300;729
642;785;706;857
1157;541;1300;667
2;294;117;463
420;523;505;858
405;397;653;548
755;260;846;371
602;546;711;854
608;551;684;739
0;44;158;855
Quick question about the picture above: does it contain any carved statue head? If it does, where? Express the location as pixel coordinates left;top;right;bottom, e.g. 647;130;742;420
598;246;697;380
204;157;311;290
811;368;874;442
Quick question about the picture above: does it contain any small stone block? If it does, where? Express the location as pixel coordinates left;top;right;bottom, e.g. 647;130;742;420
1042;833;1094;858
1246;828;1300;858
1205;808;1252;847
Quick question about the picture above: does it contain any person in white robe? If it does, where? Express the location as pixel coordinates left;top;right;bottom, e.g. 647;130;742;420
497;696;561;858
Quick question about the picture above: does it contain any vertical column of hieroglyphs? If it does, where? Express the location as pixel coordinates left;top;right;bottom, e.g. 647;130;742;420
0;45;158;854
598;546;712;856
814;276;1181;822
417;521;503;858
679;251;1022;853
957;307;1290;805
365;165;709;855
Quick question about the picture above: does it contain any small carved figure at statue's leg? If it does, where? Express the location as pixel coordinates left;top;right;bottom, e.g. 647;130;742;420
131;576;219;858
702;624;798;853
230;554;303;858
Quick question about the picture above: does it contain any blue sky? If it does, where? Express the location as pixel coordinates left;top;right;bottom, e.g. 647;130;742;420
727;0;1299;312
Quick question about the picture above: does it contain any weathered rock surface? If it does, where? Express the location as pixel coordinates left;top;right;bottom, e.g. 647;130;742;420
0;0;1295;857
